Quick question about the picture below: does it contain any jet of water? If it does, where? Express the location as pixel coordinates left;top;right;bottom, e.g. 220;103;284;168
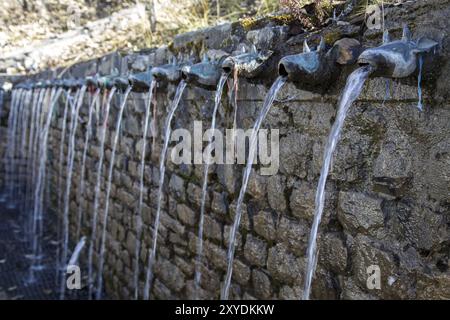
417;55;423;111
303;66;373;300
68;236;87;266
60;85;87;300
75;88;101;240
221;76;287;300
55;89;72;284
195;73;228;299
96;85;132;300
28;86;63;283
144;80;187;300
133;80;156;300
87;87;117;299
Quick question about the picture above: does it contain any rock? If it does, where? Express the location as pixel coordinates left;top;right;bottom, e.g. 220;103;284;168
278;285;303;300
223;225;243;249
233;260;251;285
211;191;227;214
154;258;185;292
247;169;267;199
267;175;287;212
395;203;446;251
373;128;412;197
341;278;377;300
177;204;196;226
125;231;137;255
169;174;185;201
252;269;272;299
267;243;301;283
203;215;222;242
318;233;348;274
253;210;277;241
152;279;172;299
338;191;384;236
289;180;315;221
244;235;268;267
417;272;450;299
279;132;311;178
276;216;307;256
204;241;227;271
216;164;237;194
333;38;361;65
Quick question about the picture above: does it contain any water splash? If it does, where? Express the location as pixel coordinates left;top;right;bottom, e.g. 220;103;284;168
87;87;117;299
303;66;372;300
60;85;87;300
195;73;229;299
221;76;287;300
133;80;156;300
96;85;132;300
144;80;187;300
417;55;423;111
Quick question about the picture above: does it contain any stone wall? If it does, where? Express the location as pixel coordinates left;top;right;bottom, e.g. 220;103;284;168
1;0;449;299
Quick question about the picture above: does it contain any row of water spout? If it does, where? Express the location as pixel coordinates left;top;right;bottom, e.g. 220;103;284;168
2;24;439;300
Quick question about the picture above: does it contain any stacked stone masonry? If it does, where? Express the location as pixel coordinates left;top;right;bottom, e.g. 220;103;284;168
0;0;449;299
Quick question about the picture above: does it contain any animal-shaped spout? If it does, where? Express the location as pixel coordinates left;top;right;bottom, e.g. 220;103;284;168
151;59;183;84
86;75;100;88
113;76;130;91
278;37;361;90
181;55;226;90
128;69;153;92
221;47;273;78
357;25;439;78
97;75;116;90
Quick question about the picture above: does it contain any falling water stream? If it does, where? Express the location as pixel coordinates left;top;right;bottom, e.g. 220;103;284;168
76;88;101;240
133;80;156;300
221;76;287;300
55;89;72;284
4;89;22;205
25;89;45;240
28;87;63;283
22;89;40;223
195;73;228;298
60;85;87;299
144;80;187;300
417;55;423;111
68;237;87;267
303;66;373;300
87;87;117;299
16;90;32;211
96;85;132;300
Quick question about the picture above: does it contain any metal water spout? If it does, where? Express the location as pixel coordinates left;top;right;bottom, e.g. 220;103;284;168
181;54;227;90
128;68;153;92
53;79;65;88
222;46;273;78
97;75;116;90
151;58;183;84
357;25;439;78
113;76;130;91
86;74;100;88
278;37;361;91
